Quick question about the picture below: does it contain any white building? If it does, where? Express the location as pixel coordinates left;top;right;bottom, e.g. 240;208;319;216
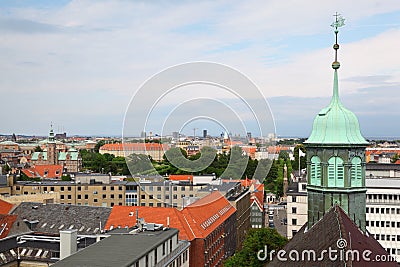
286;179;307;239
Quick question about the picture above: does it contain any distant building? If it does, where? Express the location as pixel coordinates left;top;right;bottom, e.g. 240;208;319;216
30;128;82;173
99;143;168;161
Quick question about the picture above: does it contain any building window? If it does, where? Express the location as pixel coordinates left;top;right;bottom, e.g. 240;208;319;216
60;186;64;191
292;207;297;214
94;199;98;203
119;194;123;199
77;186;81;191
292;196;297;203
85;194;88;199
351;157;362;187
328;156;344;187
292;219;297;225
102;194;106;199
67;186;72;191
310;156;321;186
78;195;81;199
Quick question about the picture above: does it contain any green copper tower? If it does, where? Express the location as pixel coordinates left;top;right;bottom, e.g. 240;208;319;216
305;14;369;231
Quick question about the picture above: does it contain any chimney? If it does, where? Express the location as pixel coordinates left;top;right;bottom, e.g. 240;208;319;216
7;174;14;187
60;229;77;260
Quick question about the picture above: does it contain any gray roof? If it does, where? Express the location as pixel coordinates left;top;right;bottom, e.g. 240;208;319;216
198;181;240;193
52;228;180;267
366;178;400;189
366;163;400;171
0;175;7;186
11;203;111;235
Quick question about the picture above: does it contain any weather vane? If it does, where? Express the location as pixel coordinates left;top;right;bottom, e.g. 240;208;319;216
331;12;345;32
330;13;345;69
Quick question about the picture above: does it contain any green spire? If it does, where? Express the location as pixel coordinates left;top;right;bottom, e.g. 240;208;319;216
305;14;368;145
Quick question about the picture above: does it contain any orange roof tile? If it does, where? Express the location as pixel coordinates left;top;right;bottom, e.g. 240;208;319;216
181;191;236;239
0;199;13;214
169;175;193;182
22;165;63;179
253;184;264;206
105;191;236;241
105;206;191;240
0;214;17;239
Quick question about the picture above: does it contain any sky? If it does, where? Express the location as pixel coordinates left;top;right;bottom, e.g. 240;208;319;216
1;0;400;138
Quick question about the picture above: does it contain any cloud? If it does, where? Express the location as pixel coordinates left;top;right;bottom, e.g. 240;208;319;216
0;1;399;136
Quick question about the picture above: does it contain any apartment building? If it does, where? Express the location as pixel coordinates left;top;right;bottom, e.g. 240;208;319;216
286;179;307;239
105;191;236;267
11;180;126;207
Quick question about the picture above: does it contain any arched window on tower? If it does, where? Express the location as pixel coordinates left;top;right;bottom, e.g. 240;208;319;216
310;156;321;186
328;156;344;187
351;157;362;187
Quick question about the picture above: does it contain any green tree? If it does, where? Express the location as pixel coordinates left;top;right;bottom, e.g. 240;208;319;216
34;146;43;152
224;228;288;267
278;150;289;161
94;140;105;153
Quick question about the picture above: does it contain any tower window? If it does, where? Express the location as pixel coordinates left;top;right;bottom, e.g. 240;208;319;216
310;156;321;186
328;156;344;187
351;157;362;187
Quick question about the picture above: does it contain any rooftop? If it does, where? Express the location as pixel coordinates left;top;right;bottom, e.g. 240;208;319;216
52;228;181;267
270;205;397;266
11;203;111;235
0;200;13;214
105;191;236;241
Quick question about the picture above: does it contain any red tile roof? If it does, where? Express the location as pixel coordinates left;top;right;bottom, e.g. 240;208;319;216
0;214;17;239
22;164;63;179
105;206;190;239
0;199;13;214
252;184;264;210
181;191;235;239
169;175;193;182
104;191;236;241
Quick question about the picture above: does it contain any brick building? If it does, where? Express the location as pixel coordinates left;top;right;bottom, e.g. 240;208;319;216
30;128;82;173
104;191;236;267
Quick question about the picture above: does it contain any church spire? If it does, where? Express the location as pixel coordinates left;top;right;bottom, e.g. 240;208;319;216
48;122;55;143
330;13;345;104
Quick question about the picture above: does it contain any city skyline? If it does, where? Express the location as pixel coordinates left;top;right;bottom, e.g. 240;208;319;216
1;1;400;137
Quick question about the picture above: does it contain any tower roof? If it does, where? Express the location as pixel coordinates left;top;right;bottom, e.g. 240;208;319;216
305;15;368;146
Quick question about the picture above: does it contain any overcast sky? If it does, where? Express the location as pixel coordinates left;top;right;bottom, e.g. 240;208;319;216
1;1;400;138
